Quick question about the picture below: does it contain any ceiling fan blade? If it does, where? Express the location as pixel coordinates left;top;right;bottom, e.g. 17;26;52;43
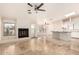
27;3;33;7
37;3;44;9
37;9;46;11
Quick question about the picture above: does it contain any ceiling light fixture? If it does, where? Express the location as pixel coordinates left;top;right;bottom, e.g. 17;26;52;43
65;12;76;17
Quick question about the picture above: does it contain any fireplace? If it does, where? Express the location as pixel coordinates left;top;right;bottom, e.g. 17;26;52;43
18;28;29;38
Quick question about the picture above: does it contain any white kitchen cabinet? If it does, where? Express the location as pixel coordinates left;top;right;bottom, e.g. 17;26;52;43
52;31;71;41
0;17;2;40
71;31;79;38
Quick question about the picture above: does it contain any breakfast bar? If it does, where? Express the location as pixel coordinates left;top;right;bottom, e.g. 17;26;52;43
52;31;71;41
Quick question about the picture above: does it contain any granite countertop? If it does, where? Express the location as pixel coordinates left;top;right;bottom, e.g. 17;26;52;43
51;30;71;33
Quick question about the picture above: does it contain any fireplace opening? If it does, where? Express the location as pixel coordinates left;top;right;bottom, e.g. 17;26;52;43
18;28;29;38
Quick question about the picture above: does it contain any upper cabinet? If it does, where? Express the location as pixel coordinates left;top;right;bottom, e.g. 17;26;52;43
62;15;79;31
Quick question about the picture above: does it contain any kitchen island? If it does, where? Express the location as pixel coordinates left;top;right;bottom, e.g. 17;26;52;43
52;31;71;41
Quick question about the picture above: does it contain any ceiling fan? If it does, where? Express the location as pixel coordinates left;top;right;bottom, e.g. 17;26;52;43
27;3;46;14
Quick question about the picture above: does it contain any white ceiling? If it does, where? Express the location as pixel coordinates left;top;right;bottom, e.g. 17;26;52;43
44;3;79;19
0;3;79;20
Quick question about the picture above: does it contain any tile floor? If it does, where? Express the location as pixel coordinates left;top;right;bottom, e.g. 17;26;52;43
0;38;79;55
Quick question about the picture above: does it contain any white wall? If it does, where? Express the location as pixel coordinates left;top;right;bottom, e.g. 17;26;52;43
0;3;37;37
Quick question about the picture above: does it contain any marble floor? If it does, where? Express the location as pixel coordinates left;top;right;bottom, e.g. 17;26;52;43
0;37;79;55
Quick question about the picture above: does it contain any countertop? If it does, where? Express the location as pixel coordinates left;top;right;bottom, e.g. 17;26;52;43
51;30;71;33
